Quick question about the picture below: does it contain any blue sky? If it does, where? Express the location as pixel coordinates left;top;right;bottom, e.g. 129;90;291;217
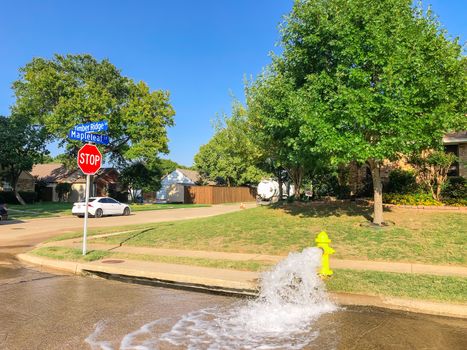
0;1;465;166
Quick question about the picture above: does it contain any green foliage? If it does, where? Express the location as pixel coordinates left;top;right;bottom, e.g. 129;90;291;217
12;54;175;164
0;115;48;197
441;177;467;200
0;191;37;204
194;103;268;186
55;182;72;202
410;150;457;200
386;169;418;194
120;161;162;202
383;193;443;206
247;0;466;221
158;158;190;176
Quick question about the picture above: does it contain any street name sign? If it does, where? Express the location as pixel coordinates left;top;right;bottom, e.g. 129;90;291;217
74;120;108;133
68;129;110;145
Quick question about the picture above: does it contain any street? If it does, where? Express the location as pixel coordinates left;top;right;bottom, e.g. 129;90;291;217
0;204;255;254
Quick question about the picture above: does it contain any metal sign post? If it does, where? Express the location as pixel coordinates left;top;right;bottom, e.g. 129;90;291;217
83;174;91;255
68;121;108;256
76;143;103;256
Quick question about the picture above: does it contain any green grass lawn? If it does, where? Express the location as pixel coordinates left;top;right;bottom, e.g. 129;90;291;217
8;202;72;219
77;204;467;265
7;202;210;220
30;246;467;303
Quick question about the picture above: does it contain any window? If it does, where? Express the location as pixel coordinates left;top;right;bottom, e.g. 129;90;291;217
445;145;459;177
107;198;119;204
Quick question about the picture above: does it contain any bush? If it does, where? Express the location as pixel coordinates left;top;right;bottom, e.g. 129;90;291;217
0;191;37;204
20;191;38;204
442;198;467;207
336;184;351;199
441;177;467;200
109;189;129;203
0;191;18;204
55;183;72;202
385;169;418;194
383;193;443;206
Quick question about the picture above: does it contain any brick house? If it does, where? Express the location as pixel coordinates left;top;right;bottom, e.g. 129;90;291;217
31;163;125;202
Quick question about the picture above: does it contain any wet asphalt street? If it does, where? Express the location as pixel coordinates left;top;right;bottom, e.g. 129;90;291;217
1;253;466;350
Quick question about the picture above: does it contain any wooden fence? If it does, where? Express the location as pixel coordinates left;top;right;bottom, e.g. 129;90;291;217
184;186;256;204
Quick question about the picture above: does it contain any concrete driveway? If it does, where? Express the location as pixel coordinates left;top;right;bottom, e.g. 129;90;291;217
0;203;256;254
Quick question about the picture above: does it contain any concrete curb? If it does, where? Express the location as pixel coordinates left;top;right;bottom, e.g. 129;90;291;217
16;253;258;295
17;253;467;319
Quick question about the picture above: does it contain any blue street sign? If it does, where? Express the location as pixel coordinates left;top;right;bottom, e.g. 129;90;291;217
74;120;108;133
68;129;110;145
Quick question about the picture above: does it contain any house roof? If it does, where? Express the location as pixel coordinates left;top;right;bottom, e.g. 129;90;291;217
176;168;201;183
31;163;119;184
31;163;72;183
443;131;467;145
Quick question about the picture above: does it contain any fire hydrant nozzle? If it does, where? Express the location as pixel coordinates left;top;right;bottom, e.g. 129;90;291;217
315;231;335;276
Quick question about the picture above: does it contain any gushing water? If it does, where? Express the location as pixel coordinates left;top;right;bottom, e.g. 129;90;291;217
86;247;337;349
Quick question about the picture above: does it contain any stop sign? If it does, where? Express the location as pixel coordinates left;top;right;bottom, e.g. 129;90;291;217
77;144;102;175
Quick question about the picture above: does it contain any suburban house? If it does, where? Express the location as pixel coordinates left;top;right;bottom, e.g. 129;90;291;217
443;131;467;177
0;170;35;192
156;168;203;202
31;163;124;202
346;131;467;196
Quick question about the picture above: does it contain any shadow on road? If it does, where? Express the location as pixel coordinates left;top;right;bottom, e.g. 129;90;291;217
0;219;25;226
267;201;392;222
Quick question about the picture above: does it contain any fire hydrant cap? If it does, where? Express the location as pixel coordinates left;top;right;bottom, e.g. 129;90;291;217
315;231;331;244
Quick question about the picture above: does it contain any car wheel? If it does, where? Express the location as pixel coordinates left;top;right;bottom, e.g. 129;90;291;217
95;208;103;218
123;207;130;216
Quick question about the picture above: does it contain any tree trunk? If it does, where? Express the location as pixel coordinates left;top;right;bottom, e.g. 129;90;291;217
277;170;283;201
288;166;303;200
14;191;26;205
12;174;26;205
369;160;384;225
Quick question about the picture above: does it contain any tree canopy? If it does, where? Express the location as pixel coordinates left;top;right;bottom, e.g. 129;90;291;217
247;0;466;223
12;54;175;165
120;161;162;202
194;103;267;186
0;115;48;204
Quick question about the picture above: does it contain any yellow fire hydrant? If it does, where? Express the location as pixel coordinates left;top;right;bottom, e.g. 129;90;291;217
315;231;335;276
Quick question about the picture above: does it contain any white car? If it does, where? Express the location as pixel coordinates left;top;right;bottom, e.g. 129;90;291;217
72;197;131;218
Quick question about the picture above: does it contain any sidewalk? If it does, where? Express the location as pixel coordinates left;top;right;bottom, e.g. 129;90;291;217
41;237;467;278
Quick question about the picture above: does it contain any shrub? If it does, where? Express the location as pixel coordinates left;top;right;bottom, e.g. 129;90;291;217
0;191;19;204
20;191;38;204
385;169;418;194
0;191;37;204
383;193;443;206
441;177;467;200
442;198;467;207
55;183;72;202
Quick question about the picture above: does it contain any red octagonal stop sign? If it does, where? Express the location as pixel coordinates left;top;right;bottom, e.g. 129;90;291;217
77;144;102;175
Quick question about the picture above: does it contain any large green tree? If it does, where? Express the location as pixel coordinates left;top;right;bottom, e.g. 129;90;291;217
267;0;466;224
158;158;191;176
194;103;267;186
12;54;175;165
246;69;326;197
0;115;48;204
120;161;162;203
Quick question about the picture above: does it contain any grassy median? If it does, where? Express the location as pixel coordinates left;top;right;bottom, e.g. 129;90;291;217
52;204;467;265
30;246;467;303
